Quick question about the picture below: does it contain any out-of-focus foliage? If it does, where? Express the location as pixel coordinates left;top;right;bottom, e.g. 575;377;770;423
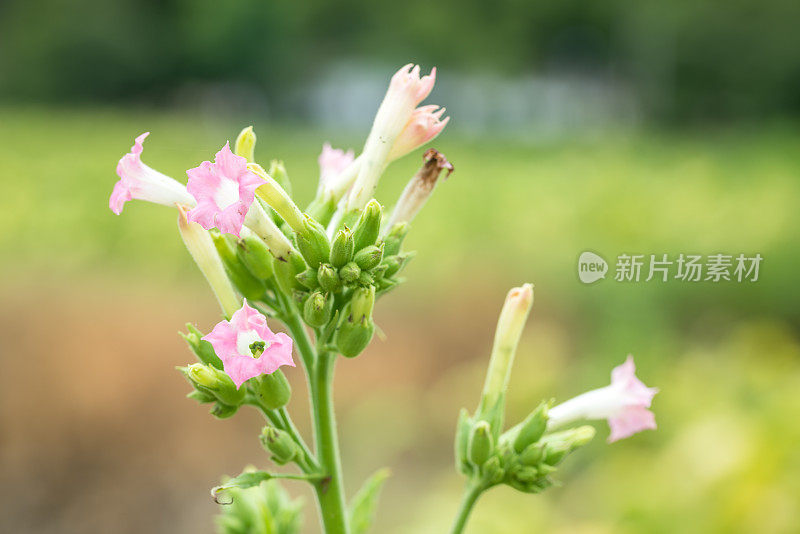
215;479;304;534
1;0;799;120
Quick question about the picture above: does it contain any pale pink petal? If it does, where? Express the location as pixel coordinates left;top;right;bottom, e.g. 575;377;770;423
110;132;194;213
608;406;657;443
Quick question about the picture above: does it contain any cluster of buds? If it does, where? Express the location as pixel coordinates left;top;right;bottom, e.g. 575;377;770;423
455;285;658;495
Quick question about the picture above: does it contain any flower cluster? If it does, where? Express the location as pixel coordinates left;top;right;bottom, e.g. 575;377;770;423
109;63;657;534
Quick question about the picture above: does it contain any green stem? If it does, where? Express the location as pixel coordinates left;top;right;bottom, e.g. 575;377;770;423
312;351;349;533
450;484;484;534
279;406;319;471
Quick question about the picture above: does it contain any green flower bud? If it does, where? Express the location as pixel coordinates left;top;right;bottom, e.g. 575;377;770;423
303;291;334;327
260;427;298;465
382;222;409;256
468;421;494;467
273;252;308;295
296;268;319;290
354;243;384;271
330;227;355;267
295;215;331;268
376;277;399;293
513;402;549;453
513;465;540;483
181;323;223;369
187;389;216;404
542;426;596;465
268;160;292;198
210;231;267;301
358;271;375;287
235;126;256;162
317;263;342;293
235;232;275;280
482;456;505;485
335;288;376;358
256;370;292;410
352;199;383;251
339;262;361;284
184;363;245;407
210;402;239;419
518;443;545;466
382;251;415;278
455;409;473;474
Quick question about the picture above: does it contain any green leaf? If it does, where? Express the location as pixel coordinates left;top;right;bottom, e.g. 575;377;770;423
348;468;391;534
212;471;274;504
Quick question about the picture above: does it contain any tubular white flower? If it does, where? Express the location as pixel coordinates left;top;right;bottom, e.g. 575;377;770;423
548;356;658;442
345;64;436;211
177;205;239;318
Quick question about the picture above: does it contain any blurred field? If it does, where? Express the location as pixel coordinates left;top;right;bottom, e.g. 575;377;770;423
1;107;800;533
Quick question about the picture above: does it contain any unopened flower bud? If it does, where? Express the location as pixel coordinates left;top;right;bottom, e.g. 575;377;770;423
296;268;319;290
512;402;549;453
304;291;334;327
455;408;473;474
317;263;342;293
354;243;384;271
177;205;240;318
184;363;246;407
330;228;355;267
482;455;505;485
250;163;305;231
335;287;376;357
339;262;361;284
352;200;383;252
268;160;292;198
358;271;375;286
542;426;596;466
256;369;291;410
235;126;257;162
236;229;275;280
295;215;331;268
187;389;216;403
210;231;267;301
382;251;415;278
260;426;298;465
477;284;534;436
273;252;308;295
210;402;239;419
518;443;545;466
468;421;493;468
181;323;223;369
382;222;409;256
514;465;540;483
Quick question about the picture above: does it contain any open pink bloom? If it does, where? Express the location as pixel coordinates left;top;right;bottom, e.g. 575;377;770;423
202;300;294;388
548;355;658;442
318;143;355;192
389;105;450;160
186;142;265;237
110;132;195;214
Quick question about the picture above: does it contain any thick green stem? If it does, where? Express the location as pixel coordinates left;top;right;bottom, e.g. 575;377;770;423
282;308;348;533
450;484;484;534
312;351;349;534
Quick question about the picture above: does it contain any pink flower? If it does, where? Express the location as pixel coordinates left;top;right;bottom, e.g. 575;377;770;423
186;142;265;237
388;63;437;107
389;105;450;161
318;142;355;193
548;355;658;442
202;300;295;388
345;64;439;211
110;132;195;214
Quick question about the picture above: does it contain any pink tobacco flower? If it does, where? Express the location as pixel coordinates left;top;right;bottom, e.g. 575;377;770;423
388;63;437;107
548;355;658;442
110;132;195;214
389;105;450;161
186;142;266;237
202;300;294;388
318;142;355;193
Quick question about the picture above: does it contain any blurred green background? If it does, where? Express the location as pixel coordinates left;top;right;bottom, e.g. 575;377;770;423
1;1;799;533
